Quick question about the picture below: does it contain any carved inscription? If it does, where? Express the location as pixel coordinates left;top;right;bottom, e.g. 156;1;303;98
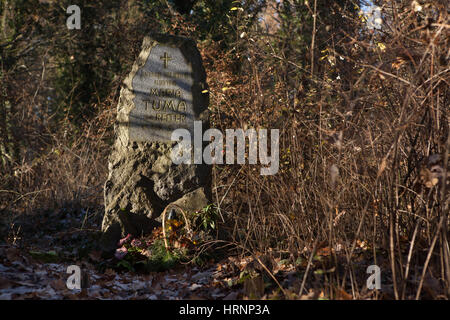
129;45;196;142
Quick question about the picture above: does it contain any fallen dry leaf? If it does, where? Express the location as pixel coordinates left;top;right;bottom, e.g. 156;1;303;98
335;288;353;300
0;276;15;290
50;279;67;291
88;250;102;262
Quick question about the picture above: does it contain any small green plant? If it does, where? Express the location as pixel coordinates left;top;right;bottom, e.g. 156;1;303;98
146;239;188;272
29;250;60;263
192;204;218;233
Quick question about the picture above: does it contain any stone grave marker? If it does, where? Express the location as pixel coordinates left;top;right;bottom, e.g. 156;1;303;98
101;34;210;252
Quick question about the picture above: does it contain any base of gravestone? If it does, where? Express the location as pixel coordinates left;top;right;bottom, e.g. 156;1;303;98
100;141;211;253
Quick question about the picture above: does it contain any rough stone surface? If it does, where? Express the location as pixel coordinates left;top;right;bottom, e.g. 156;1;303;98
101;34;210;253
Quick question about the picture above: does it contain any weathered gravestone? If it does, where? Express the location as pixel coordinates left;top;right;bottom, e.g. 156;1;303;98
100;34;211;252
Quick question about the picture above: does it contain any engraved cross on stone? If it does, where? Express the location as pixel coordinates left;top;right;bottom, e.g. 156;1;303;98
160;52;172;69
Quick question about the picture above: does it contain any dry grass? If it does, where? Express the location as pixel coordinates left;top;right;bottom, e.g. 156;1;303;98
205;0;449;299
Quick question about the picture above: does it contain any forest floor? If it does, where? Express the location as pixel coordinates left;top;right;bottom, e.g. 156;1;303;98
0;208;294;300
0;208;235;300
0;208;441;300
0;244;240;300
